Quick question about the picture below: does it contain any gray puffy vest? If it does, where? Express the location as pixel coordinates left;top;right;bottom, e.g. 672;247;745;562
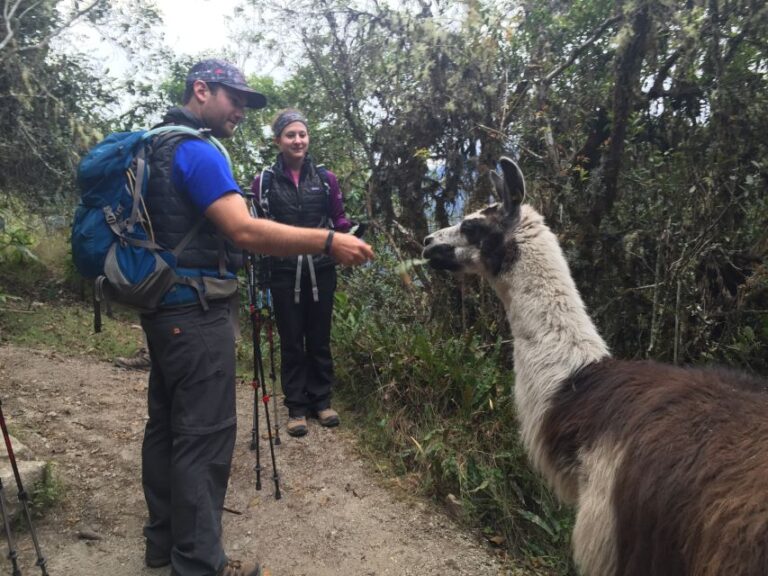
144;108;243;306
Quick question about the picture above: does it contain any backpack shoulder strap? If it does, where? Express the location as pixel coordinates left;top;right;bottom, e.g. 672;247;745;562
314;165;332;228
144;125;232;170
314;164;330;192
259;167;274;218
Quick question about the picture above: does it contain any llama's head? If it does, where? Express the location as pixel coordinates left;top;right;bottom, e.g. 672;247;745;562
422;157;525;278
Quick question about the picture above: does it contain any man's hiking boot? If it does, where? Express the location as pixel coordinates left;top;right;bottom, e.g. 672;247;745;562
286;416;308;437
217;559;270;576
144;542;170;568
114;348;151;371
145;554;170;569
313;407;340;428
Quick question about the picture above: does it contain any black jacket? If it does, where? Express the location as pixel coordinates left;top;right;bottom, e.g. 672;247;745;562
263;154;333;273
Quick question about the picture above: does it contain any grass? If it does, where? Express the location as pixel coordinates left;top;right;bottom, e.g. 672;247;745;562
0;224;148;361
1;299;145;361
31;462;65;516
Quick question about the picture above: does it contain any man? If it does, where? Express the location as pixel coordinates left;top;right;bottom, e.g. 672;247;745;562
139;59;373;576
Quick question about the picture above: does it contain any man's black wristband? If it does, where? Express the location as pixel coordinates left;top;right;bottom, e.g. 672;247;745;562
323;230;335;255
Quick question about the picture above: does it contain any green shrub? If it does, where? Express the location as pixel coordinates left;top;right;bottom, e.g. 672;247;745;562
31;462;64;515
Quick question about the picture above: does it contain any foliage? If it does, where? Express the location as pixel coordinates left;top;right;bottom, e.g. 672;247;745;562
239;0;520;238
0;222;144;362
31;462;65;516
498;0;768;370
237;0;767;372
0;209;38;267
0;0;166;208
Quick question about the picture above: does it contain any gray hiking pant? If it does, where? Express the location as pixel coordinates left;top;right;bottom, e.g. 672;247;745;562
140;300;236;576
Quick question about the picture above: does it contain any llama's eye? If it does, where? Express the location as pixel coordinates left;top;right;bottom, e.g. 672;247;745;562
460;219;491;246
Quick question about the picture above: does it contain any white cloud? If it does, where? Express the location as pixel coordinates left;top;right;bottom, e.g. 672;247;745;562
154;0;240;57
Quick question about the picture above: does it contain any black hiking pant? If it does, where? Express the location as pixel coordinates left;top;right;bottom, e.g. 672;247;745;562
140;300;236;576
271;265;337;417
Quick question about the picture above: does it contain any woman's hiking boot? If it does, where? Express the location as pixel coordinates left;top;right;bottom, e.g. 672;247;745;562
286;416;308;437
313;408;340;427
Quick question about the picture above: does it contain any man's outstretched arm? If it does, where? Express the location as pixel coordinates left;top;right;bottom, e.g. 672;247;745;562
204;192;374;266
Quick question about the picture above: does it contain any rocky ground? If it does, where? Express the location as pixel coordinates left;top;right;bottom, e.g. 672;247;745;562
0;345;518;576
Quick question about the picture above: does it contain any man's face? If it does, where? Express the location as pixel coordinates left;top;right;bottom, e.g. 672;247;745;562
200;82;247;138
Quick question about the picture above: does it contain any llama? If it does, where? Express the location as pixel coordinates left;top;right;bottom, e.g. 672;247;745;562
422;157;768;576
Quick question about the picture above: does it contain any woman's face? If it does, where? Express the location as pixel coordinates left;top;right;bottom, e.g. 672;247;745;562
275;121;309;163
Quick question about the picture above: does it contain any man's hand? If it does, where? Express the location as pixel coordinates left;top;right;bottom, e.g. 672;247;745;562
329;233;374;266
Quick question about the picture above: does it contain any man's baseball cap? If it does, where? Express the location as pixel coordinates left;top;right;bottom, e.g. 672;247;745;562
186;59;267;109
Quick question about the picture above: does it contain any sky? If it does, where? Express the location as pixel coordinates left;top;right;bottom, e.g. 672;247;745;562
155;0;241;57
156;0;282;78
57;0;263;79
50;0;271;118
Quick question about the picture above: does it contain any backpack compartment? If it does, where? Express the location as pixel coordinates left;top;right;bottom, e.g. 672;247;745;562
102;242;176;311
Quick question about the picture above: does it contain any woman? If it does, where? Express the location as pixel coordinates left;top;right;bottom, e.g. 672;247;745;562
251;109;352;437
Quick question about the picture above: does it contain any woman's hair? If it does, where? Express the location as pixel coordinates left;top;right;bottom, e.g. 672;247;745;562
272;109;309;137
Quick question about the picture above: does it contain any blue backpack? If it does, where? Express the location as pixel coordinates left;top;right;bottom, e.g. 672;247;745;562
71;125;231;329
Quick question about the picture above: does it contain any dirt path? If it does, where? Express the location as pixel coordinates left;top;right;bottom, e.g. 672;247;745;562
0;345;512;576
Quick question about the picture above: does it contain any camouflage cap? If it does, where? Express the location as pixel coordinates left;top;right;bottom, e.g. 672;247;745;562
186;59;267;109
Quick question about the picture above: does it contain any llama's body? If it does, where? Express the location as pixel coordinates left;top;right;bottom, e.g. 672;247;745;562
422;158;768;576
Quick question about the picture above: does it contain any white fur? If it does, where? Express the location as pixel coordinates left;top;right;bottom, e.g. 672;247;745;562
470;205;610;496
572;439;624;576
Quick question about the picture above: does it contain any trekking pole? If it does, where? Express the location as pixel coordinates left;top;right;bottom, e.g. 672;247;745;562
246;263;262;488
253;252;280;446
246;253;282;500
263;289;281;446
244;190;281;498
0;400;49;576
0;478;22;576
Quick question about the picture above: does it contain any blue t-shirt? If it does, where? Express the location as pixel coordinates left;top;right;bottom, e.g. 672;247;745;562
172;139;240;213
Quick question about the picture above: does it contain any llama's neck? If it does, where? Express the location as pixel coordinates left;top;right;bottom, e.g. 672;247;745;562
490;206;610;479
493;206;609;370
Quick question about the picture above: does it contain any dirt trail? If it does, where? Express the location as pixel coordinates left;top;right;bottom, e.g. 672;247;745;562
0;345;512;576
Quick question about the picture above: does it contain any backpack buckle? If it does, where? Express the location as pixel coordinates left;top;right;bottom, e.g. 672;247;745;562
103;206;117;225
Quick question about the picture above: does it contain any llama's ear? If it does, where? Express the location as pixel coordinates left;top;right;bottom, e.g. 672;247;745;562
498;157;525;214
489;170;505;203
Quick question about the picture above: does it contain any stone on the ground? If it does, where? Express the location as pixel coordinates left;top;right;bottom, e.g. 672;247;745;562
0;435;48;521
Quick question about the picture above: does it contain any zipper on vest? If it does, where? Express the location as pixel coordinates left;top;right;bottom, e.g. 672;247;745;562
296;179;303;214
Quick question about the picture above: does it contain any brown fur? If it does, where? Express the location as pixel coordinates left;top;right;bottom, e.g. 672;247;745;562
544;359;768;576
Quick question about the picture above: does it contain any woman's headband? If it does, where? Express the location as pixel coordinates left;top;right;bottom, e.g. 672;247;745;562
273;111;308;136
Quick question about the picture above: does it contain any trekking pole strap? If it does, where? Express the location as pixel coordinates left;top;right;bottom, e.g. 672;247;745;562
307;255;319;302
294;255;303;304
